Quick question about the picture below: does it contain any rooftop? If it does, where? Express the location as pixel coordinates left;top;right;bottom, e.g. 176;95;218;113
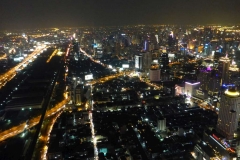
224;89;240;97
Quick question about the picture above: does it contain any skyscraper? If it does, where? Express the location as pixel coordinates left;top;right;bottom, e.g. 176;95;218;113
135;54;143;70
149;62;161;82
197;69;221;95
157;118;166;131
159;53;169;72
229;61;240;87
217;87;240;139
73;41;80;53
142;52;152;72
218;56;230;85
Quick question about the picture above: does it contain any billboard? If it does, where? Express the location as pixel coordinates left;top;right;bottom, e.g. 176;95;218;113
13;57;24;62
168;54;175;58
85;74;93;80
122;64;129;68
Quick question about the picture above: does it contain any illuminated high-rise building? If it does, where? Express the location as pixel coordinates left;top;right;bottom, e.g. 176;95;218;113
197;68;221;95
142;52;152;72
157;118;166;131
144;40;148;51
217;87;240;139
184;82;200;97
155;35;159;44
218;56;230;85
159;53;169;72
68;76;83;106
229;61;240;87
135;54;143;70
149;62;160;81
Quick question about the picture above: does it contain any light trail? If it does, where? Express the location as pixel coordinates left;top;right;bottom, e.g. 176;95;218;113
78;49;101;159
66;47;70;56
80;48;106;68
86;71;131;86
86;83;98;159
140;78;163;90
0;45;46;89
41;111;63;160
0;98;69;142
46;49;58;63
0;54;7;60
89;111;98;160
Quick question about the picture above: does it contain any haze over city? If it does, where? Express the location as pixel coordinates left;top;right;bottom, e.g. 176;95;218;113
1;0;240;29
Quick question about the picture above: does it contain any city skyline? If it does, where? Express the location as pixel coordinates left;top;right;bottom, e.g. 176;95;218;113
1;23;240;159
1;0;240;29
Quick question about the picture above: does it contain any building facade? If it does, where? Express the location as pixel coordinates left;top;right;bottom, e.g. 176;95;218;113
217;88;240;139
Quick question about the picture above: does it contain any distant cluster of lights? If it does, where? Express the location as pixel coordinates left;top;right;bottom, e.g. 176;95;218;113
0;45;46;89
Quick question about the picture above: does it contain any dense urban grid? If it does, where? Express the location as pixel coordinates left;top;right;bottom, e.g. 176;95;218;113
0;25;240;160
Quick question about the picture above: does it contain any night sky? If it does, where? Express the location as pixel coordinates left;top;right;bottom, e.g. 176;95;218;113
0;0;240;29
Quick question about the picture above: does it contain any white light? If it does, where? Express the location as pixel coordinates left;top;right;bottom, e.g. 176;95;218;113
185;82;200;85
210;135;226;149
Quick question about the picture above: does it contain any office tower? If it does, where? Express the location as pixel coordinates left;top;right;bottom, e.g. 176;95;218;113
208;75;221;95
73;41;80;53
114;42;121;57
211;40;218;51
149;62;160;81
157;118;166;131
217;87;240;139
144;40;149;51
184;82;200;97
135;54;143;70
96;48;103;58
229;61;240;87
197;68;221;95
155;35;159;44
181;43;188;63
218;56;230;85
142;52;152;72
203;43;212;57
69;77;82;105
75;84;83;106
159;53;169;72
168;34;174;47
149;43;154;51
197;70;210;91
72;77;81;89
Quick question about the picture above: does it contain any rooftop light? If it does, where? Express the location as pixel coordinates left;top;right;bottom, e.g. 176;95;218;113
225;89;240;97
